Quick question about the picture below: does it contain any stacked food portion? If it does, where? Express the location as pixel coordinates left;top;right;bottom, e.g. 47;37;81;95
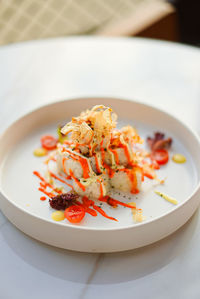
57;105;144;200
34;104;174;223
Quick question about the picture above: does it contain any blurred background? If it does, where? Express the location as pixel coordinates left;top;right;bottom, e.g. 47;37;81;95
0;0;199;46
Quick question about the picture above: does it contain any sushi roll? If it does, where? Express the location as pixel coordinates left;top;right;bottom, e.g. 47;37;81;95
73;174;110;199
110;168;142;193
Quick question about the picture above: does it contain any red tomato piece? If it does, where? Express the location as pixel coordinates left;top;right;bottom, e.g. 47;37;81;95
64;205;85;223
151;149;169;165
41;135;57;150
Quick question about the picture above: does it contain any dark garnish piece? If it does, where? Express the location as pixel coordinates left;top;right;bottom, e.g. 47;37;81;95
147;132;172;151
49;192;79;210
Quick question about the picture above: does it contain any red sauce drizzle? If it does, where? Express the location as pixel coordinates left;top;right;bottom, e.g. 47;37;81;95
59;172;71;180
63;150;90;179
40;196;46;201
119;143;132;164
93;205;117;221
143;172;154;180
94;154;101;174
78;158;90;179
49;171;73;189
62;157;68;175
100;141;115;178
98;180;104;199
38;187;54;198
105;164;115;178
77;198;98;216
39;181;62;194
109;147;119;165
33;171;51;187
80;196;117;221
105;196;137;209
33;171;63;194
119;168;138;194
69;169;85;191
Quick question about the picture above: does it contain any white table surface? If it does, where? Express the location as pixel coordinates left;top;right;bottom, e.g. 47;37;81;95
1;37;200;299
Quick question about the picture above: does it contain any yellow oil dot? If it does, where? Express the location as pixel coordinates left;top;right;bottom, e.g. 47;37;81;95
172;154;186;164
33;147;47;157
51;211;65;221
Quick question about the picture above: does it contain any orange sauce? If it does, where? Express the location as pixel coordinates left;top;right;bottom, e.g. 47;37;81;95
119;168;138;194
106;197;137;209
33;171;51;187
34;171;64;194
94;154;101;174
97;179;104;199
38;187;54;198
120;143;132;164
69;169;85;191
75;143;92;149
78;157;90;179
100;140;115;178
49;171;73;189
143;172;154;180
59;172;71;180
104;164;115;178
109;147;119;165
62;150;90;179
40;196;46;201
100;140;105;163
80;196;117;221
62;157;68;175
93;205;117;221
78;198;98;216
39;181;62;194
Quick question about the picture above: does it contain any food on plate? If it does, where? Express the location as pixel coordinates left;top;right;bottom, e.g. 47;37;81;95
33;147;47;157
154;190;178;205
147;132;172;151
172;153;186;164
51;211;65;221
41;135;58;150
33;105;175;224
150;149;169;165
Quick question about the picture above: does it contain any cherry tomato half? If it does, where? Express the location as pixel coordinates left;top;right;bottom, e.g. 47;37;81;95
41;135;57;150
151;149;169;165
64;205;85;223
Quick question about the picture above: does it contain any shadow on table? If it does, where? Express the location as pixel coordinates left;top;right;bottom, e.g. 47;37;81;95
1;209;199;285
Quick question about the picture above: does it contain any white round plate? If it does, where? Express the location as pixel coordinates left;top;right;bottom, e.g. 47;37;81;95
0;98;200;252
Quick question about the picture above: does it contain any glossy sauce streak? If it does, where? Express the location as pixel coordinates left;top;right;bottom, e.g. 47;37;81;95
63;150;91;179
40;196;46;201
49;171;73;189
119;168;138;194
62;157;68;175
33;171;62;196
100;140;115;178
94;154;101;174
109;147;119;165
78;158;90;179
38;187;54;198
69;169;85;191
80;196;117;221
93;205;117;221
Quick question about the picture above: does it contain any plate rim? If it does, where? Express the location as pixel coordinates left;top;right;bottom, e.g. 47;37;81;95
1;96;200;232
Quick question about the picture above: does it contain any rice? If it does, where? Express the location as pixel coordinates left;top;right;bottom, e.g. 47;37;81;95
110;170;142;193
73;174;110;199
